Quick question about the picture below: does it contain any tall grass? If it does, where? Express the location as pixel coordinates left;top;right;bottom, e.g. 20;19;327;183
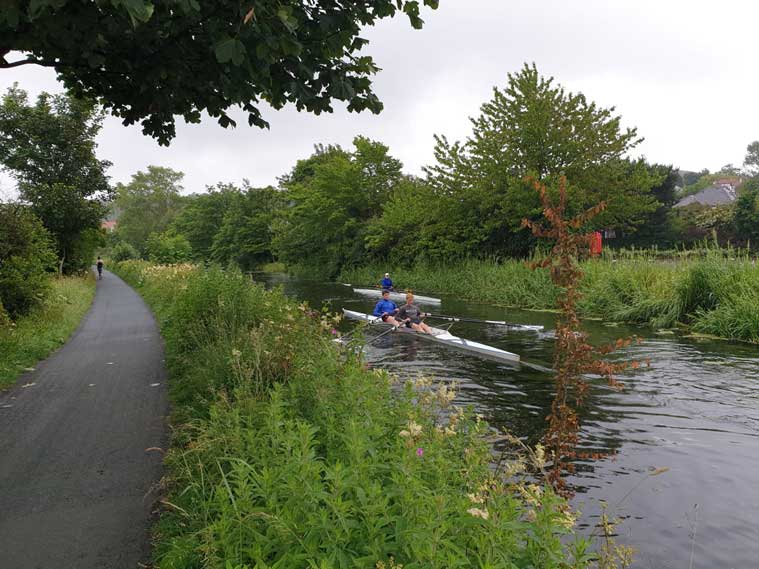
0;275;96;389
343;259;559;309
114;260;600;569
343;253;759;342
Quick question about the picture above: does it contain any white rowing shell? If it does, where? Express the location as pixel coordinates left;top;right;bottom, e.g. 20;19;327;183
352;288;441;305
342;309;520;363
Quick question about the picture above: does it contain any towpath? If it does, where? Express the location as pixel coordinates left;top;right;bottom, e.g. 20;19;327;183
0;270;168;568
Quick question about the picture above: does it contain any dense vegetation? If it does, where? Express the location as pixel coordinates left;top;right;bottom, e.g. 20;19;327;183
0;85;110;274
343;250;759;343
0;203;56;319
0;85;106;384
105;66;759;288
0;275;95;389
0;203;97;389
113;260;606;568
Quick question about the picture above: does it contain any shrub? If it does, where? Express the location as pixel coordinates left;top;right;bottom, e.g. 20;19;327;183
145;231;193;264
111;241;140;262
0;203;56;318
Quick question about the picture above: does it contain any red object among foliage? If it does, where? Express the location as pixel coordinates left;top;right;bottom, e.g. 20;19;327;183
589;231;602;256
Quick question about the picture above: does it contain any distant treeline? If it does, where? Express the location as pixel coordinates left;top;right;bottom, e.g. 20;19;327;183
106;65;759;277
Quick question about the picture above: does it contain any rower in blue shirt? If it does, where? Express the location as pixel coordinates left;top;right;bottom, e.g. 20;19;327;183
372;290;400;326
380;272;393;290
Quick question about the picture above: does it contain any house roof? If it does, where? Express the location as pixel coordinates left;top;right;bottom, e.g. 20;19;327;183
674;185;737;208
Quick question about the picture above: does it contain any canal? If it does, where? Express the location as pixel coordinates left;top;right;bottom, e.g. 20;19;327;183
256;272;759;568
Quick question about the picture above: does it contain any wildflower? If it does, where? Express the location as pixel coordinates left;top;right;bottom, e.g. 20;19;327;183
467;493;485;504
436;424;456;437
518;484;542;507
503;459;526;478
557;509;577;529
330;328;338;335
416;447;424;457
533;444;546;469
409;421;422;437
436;383;457;406
400;420;422;438
467;507;489;520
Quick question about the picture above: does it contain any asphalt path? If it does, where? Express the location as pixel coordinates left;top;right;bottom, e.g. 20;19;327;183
0;270;168;568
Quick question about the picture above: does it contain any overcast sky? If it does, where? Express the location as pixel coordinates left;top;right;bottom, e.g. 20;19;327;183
1;0;758;196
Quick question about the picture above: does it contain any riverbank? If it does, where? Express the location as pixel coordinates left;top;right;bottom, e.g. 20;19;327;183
342;256;759;343
0;275;95;390
113;260;606;568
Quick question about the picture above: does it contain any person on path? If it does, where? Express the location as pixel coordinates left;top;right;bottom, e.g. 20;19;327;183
380;272;393;290
372;290;401;326
96;256;104;280
397;292;433;334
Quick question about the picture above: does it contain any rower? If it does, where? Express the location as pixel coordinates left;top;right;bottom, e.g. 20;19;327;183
380;272;393;290
372;290;401;326
397;292;433;334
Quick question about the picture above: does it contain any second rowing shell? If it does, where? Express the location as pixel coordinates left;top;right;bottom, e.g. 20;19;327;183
352;288;441;305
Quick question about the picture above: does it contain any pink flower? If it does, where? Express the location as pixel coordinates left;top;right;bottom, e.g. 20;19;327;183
330;328;338;335
416;447;424;457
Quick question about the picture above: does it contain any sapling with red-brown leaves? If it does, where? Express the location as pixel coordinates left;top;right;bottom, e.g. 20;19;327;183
522;176;644;494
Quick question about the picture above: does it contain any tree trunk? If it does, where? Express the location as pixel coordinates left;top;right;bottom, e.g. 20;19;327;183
58;250;65;276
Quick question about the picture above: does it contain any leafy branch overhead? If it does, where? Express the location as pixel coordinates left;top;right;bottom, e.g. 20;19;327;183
0;0;439;144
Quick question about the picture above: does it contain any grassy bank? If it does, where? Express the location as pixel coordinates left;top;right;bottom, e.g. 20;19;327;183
0;275;96;390
342;255;759;343
257;261;286;273
113;260;602;569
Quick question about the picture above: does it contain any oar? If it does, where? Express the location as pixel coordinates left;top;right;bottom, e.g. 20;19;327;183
368;323;401;343
426;314;544;331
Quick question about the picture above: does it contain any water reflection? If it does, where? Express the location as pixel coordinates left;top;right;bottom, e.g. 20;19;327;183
252;272;759;568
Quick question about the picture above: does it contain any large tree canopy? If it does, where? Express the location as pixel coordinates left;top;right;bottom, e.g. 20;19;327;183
0;86;111;273
744;140;759;177
0;0;438;144
273;136;404;276
734;178;759;244
114;165;186;252
407;64;658;258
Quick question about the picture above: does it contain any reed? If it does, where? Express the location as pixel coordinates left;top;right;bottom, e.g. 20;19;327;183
342;253;759;342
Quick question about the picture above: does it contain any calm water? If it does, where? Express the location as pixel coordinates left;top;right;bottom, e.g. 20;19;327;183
256;272;759;569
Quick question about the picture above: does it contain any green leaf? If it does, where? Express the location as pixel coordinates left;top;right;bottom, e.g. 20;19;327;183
214;37;246;66
255;43;269;61
28;0;49;19
280;37;302;57
0;0;20;26
87;53;106;68
113;0;154;25
277;6;298;31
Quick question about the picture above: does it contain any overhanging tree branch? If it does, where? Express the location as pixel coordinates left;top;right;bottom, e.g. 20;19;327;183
0;57;55;69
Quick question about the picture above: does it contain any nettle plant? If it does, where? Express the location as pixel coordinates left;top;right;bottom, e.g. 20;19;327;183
522;176;646;494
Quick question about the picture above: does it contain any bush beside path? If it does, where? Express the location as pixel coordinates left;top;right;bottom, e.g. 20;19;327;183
0;275;96;390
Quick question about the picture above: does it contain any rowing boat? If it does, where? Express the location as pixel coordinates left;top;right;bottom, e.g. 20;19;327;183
352;288;442;305
342;309;520;363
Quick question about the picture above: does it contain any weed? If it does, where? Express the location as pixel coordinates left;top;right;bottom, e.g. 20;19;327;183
0;275;95;389
114;261;602;568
